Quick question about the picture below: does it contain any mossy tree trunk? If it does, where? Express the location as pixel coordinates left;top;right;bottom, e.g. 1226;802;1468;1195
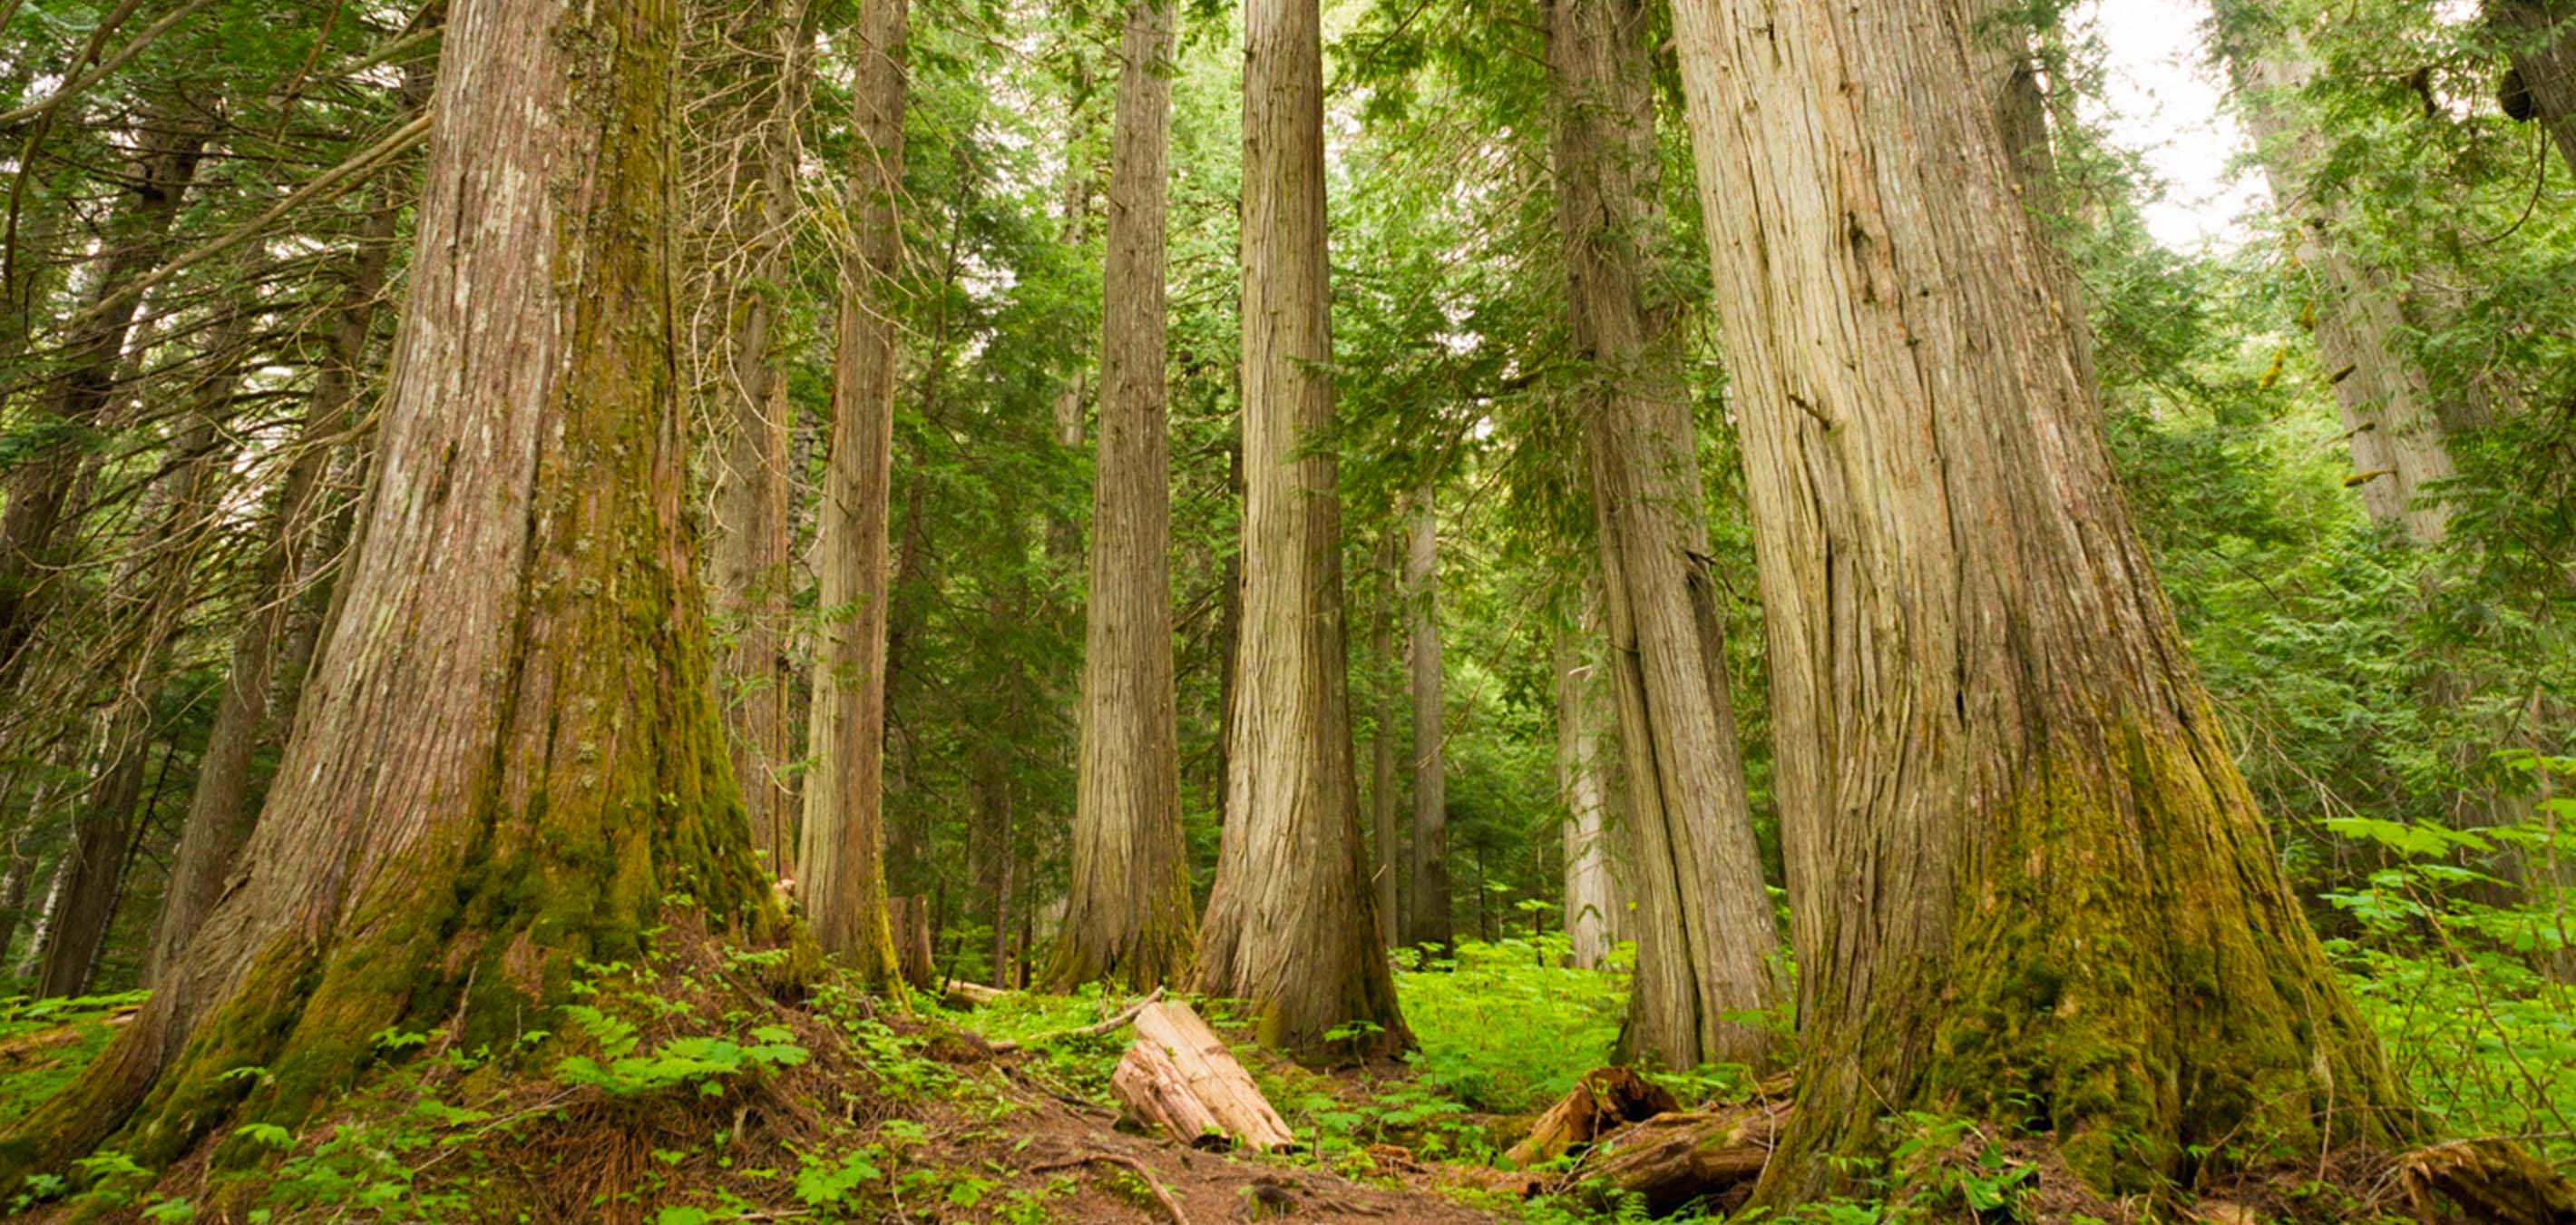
1665;0;2417;1197
0;0;790;1186
1544;0;1781;1071
1048;0;1195;994
1195;0;1407;1055
1401;485;1450;953
798;0;909;978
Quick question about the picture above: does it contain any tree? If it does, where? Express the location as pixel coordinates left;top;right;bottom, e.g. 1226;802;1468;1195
0;0;793;1181
2492;0;2576;169
1047;0;1195;993
1195;0;1408;1054
688;0;817;882
799;0;910;975
1543;0;1781;1071
1665;0;2415;1196
1402;485;1451;951
1554;600;1619;971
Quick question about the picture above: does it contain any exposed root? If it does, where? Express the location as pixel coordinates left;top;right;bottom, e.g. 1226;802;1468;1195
1029;1152;1192;1224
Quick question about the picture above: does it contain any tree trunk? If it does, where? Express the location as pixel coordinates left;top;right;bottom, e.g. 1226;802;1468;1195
2229;24;2458;544
30;726;151;998
1959;0;2095;388
798;0;909;976
1667;0;2416;1196
0;106;207;681
146;190;405;985
695;0;815;884
1401;485;1450;952
2492;0;2576;171
1545;0;1781;1071
1048;0;1195;994
1195;0;1407;1056
0;0;793;1184
1369;535;1400;948
1555;619;1616;971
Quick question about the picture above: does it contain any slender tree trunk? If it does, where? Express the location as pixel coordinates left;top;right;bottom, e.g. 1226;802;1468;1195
1401;485;1450;952
147;191;405;984
1048;0;1194;993
31;727;150;997
11;849;68;984
1195;0;1407;1055
1369;536;1400;948
0;0;793;1183
1556;619;1615;971
2492;0;2576;170
697;0;815;883
1667;0;2415;1195
0;838;30;974
1545;0;1780;1071
0;108;207;680
798;0;909;976
2229;25;2458;544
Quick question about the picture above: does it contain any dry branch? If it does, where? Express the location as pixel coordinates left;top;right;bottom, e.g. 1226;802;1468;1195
1029;1152;1190;1225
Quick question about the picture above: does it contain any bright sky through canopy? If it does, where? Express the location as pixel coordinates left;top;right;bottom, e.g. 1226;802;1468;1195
2078;0;2265;250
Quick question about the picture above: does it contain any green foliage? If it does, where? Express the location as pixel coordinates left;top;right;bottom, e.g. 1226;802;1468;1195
0;991;145;1122
551;1004;810;1099
1393;935;1628;1112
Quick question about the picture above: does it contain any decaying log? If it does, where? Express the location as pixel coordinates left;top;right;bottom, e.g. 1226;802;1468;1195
1111;1000;1296;1152
944;980;1008;1008
1507;1066;1680;1166
1564;1100;1785;1216
2400;1138;2576;1225
890;895;937;989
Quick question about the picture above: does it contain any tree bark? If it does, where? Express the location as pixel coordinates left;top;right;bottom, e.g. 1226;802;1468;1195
1048;0;1195;994
1544;0;1781;1071
1555;617;1616;971
798;0;909;976
0;0;793;1183
1369;535;1400;948
694;0;815;883
1959;0;2095;389
2228;22;2459;544
1195;0;1407;1056
1667;0;2416;1196
1401;486;1451;952
2491;0;2576;171
146;190;405;985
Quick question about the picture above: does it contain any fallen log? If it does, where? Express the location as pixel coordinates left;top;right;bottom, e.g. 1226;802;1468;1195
1507;1067;1680;1167
1111;1000;1296;1152
990;987;1165;1054
2400;1138;2576;1225
1563;1100;1786;1216
944;980;1009;1008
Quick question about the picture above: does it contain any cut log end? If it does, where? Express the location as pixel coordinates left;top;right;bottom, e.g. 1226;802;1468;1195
1109;1001;1297;1153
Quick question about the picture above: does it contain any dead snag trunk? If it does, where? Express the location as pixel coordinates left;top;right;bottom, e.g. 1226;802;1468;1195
1195;0;1407;1056
1049;0;1195;995
1402;485;1450;953
0;0;792;1187
1667;0;2417;1198
689;0;815;882
0;105;206;681
1117;1001;1297;1152
1545;0;1780;1071
799;0;909;978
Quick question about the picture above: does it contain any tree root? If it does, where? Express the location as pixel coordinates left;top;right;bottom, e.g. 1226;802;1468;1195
1029;1152;1191;1224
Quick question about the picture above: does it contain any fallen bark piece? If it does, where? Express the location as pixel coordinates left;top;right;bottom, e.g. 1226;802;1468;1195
1565;1101;1786;1216
1113;1000;1296;1152
2400;1138;2576;1225
1507;1066;1681;1167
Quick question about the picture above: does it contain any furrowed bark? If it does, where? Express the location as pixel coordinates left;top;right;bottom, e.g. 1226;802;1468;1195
1369;535;1400;947
1544;0;1780;1071
2490;0;2576;170
1402;486;1450;953
1048;0;1195;994
1555;615;1616;971
1666;0;2415;1197
798;0;909;977
0;0;792;1186
1195;0;1407;1055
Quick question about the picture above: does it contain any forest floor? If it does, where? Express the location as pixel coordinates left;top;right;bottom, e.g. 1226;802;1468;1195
0;923;2538;1222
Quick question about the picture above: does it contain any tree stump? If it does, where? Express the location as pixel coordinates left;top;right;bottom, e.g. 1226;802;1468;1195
1110;1001;1296;1152
1565;1099;1785;1216
2400;1138;2576;1225
1507;1066;1681;1166
889;895;937;989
